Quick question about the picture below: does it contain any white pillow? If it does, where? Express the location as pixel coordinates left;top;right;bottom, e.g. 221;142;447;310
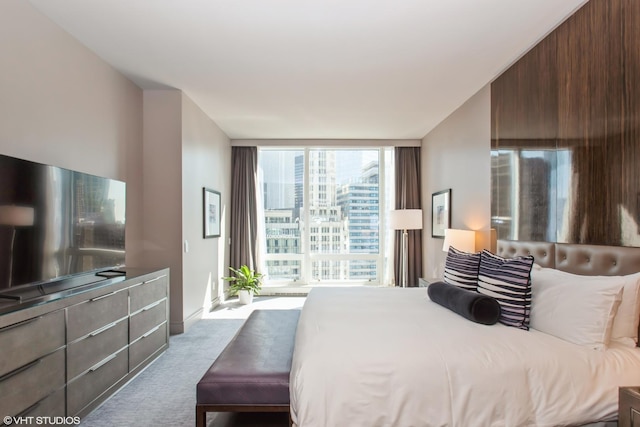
530;268;624;350
609;272;640;347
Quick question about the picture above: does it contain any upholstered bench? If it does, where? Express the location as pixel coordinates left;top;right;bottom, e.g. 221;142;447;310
195;309;300;427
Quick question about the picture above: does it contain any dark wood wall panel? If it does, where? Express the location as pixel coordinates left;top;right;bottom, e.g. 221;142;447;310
491;32;558;143
491;33;558;241
622;0;640;245
556;0;624;245
491;0;640;247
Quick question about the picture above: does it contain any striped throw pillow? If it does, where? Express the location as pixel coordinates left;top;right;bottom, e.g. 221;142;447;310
477;250;534;330
443;247;481;291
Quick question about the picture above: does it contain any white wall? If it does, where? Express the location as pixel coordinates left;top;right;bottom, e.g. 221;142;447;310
421;85;491;278
0;0;144;266
181;94;231;328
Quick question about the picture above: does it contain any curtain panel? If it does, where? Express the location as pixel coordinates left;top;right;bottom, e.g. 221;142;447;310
230;147;259;271
394;147;423;286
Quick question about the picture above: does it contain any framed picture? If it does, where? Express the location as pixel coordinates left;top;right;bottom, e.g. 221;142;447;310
203;188;221;238
431;189;451;238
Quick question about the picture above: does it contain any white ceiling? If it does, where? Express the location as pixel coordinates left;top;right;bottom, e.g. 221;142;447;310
27;0;586;140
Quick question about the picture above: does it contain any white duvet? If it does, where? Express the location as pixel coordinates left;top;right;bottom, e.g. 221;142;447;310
290;287;640;427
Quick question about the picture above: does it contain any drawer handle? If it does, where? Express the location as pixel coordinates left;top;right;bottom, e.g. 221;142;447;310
0;316;41;332
142;301;162;311
90;292;117;302
89;353;118;372
143;276;164;285
89;322;118;337
142;325;162;339
0;358;41;382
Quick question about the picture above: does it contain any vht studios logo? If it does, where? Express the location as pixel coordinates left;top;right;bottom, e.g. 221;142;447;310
3;416;81;425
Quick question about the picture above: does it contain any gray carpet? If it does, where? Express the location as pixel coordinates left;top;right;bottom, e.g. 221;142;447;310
79;318;245;427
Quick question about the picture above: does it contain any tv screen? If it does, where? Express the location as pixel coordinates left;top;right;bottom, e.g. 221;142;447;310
0;154;125;292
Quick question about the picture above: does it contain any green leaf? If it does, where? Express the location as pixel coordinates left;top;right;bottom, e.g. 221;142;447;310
222;265;263;296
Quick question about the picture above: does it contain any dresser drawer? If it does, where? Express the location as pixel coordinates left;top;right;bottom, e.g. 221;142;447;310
129;322;167;370
0;348;65;417
0;310;65;378
130;298;167;342
129;274;168;313
620;387;640;427
15;388;66;422
67;318;128;381
67;289;128;342
67;348;128;417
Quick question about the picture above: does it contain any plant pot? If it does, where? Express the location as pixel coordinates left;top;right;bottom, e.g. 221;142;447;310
237;290;253;305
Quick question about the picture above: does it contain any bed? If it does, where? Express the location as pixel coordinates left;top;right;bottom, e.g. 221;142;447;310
289;241;640;427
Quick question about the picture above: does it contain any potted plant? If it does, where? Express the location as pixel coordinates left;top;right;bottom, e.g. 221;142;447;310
223;265;263;305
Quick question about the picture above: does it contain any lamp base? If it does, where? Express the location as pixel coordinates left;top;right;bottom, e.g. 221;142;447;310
401;229;408;288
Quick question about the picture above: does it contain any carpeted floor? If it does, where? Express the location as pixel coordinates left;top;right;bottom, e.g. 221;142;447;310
80;296;305;427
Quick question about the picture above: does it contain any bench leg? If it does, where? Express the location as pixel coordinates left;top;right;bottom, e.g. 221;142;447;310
195;406;207;427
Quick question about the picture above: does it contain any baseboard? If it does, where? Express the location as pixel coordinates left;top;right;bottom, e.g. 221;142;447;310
170;307;204;335
169;321;184;335
184;307;204;331
204;296;221;311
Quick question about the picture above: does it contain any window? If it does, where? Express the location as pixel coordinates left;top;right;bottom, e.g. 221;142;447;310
258;148;394;285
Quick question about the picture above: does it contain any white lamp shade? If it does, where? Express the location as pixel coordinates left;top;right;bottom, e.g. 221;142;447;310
442;229;476;253
389;209;423;230
0;205;35;226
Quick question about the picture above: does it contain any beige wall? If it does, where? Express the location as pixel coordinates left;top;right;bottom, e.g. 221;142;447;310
142;90;184;332
0;1;144;266
181;94;231;329
143;90;231;334
0;2;232;333
421;85;491;278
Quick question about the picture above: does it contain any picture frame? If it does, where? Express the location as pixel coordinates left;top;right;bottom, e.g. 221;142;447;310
431;189;451;238
203;188;221;238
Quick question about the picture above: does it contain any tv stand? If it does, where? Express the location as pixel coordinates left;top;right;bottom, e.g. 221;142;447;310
0;293;21;301
0;267;169;421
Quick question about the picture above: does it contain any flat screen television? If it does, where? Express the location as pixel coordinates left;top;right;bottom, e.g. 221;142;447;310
0;154;126;294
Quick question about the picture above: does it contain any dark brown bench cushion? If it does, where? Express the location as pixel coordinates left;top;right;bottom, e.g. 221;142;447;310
196;309;300;406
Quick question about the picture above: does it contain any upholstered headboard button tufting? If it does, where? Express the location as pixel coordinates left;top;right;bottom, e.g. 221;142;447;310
497;240;640;276
496;240;555;268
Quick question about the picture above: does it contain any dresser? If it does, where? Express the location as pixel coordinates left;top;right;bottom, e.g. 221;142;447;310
620;387;640;427
0;268;169;421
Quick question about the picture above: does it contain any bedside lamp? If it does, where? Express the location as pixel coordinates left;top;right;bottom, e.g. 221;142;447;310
389;209;423;287
442;228;477;253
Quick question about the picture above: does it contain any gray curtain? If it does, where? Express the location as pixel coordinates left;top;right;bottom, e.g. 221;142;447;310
394;147;423;287
230;147;258;270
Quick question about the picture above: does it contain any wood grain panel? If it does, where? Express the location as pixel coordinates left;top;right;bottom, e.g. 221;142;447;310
621;0;640;247
491;0;640;247
491;32;558;144
491;32;558;242
556;0;624;245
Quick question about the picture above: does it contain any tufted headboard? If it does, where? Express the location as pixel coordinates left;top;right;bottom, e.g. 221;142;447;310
497;240;640;346
497;240;640;276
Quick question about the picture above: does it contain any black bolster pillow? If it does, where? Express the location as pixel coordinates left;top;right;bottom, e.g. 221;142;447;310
427;281;501;325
